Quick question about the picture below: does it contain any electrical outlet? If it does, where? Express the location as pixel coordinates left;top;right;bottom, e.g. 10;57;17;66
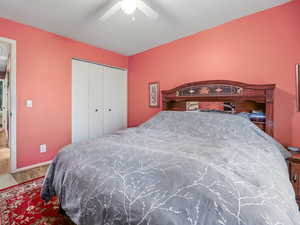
40;144;47;153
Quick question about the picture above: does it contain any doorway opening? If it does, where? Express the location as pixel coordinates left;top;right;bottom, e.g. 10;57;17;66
0;41;11;175
0;37;16;176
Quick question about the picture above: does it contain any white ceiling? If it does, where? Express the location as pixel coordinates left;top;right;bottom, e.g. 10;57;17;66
0;0;289;56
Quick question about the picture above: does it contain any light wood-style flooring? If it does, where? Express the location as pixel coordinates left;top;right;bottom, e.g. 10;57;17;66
0;165;49;189
12;165;49;183
0;147;10;175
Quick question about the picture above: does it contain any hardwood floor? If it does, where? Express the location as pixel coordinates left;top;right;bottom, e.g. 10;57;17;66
0;174;16;189
12;165;49;183
0;128;9;175
0;147;10;175
0;164;49;189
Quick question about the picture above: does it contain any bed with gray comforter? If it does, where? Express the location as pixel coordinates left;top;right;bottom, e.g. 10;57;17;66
41;111;300;225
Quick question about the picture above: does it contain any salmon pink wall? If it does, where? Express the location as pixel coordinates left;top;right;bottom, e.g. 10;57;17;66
128;0;300;147
0;18;128;168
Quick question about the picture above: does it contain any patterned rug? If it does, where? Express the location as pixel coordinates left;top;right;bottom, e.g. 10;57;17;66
0;177;75;225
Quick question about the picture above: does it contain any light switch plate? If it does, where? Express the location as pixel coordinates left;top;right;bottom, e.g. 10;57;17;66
40;144;46;153
26;100;33;108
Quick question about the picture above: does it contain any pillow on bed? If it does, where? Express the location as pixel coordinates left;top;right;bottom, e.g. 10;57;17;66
140;111;257;139
140;111;291;159
237;112;251;120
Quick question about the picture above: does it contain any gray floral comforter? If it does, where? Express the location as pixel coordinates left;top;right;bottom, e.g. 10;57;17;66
41;111;300;225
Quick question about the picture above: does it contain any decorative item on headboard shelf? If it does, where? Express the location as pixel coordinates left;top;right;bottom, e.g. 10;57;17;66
162;80;275;136
176;84;243;97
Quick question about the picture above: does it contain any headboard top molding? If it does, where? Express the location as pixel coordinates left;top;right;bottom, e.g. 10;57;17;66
162;80;275;96
162;80;276;136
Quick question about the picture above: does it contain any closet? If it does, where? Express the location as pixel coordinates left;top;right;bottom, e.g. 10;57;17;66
72;59;127;143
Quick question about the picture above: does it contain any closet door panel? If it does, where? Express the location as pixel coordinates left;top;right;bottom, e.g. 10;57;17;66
103;67;127;134
117;69;127;130
88;63;104;139
72;60;89;143
103;67;117;134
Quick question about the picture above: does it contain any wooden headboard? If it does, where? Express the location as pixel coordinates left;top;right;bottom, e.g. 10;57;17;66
162;80;275;136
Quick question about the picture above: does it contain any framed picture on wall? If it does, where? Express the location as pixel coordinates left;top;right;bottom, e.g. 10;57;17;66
297;64;300;112
149;81;160;108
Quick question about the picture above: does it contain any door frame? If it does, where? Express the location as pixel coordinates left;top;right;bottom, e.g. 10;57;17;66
0;37;17;173
71;58;128;143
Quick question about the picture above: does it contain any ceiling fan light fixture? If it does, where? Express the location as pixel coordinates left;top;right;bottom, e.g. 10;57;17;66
121;0;137;15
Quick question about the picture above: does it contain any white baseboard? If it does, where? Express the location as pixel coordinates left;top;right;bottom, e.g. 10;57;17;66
12;160;52;173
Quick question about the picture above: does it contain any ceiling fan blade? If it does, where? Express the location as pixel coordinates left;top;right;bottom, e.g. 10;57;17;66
99;1;122;21
137;0;158;19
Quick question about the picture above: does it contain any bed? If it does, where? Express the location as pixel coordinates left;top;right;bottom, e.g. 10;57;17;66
42;80;300;225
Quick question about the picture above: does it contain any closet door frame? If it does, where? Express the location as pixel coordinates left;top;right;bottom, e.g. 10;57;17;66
71;58;128;143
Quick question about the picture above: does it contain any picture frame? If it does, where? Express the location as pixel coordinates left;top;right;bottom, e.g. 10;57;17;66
149;81;160;108
297;64;300;112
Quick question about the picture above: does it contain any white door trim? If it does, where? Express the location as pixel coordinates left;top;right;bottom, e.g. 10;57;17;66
0;37;17;173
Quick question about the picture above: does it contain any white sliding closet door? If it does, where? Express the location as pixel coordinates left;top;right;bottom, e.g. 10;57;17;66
88;63;104;139
72;59;127;143
103;67;127;135
72;60;90;143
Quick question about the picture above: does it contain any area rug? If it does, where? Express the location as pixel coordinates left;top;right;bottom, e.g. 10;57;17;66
0;177;75;225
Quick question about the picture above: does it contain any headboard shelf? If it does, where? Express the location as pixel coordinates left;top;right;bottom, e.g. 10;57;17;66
164;96;267;102
162;80;275;136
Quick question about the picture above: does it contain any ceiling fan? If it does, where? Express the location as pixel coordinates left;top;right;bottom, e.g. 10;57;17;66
99;0;159;21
